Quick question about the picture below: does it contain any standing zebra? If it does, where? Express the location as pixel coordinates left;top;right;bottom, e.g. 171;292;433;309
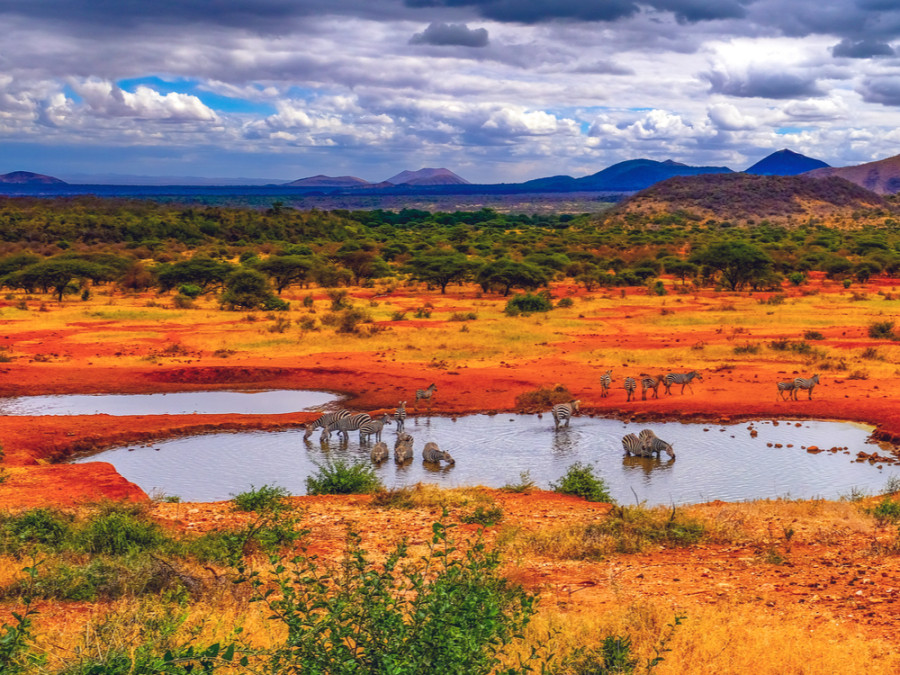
304;410;351;440
622;433;644;455
776;381;796;401
640;374;664;400
415;383;437;410
323;412;372;443
359;414;392;444
624;377;637;402
600;370;612;398
664;371;703;395
395;400;407;432
551;400;580;430
792;374;820;400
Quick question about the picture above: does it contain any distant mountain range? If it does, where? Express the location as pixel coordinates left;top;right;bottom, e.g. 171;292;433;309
806;154;900;195
285;167;470;188
0;171;67;185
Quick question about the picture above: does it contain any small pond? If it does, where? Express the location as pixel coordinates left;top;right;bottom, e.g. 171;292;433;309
73;414;897;504
0;390;340;416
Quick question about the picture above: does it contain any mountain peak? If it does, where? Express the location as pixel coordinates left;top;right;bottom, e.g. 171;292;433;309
384;168;470;186
283;174;370;188
745;149;829;176
0;171;67;185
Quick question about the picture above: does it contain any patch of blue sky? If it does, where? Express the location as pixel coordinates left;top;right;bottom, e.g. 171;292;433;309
62;84;82;104
117;76;275;115
775;126;812;135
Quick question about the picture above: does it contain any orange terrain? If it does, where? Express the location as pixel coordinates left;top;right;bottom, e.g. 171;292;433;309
1;274;899;672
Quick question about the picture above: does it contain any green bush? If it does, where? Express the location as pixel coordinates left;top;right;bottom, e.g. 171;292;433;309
868;498;900;525
305;459;384;495
177;283;202;298
505;292;553;316
803;330;825;340
0;508;73;552
461;504;504;526
868;320;897;340
551;463;613;503
231;484;290;514
589;505;707;553
556;297;574;308
77;506;166;556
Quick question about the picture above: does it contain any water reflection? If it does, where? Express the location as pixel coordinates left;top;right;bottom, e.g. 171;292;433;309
622;455;677;477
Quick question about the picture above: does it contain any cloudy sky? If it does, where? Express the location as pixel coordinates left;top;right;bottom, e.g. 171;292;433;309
2;0;900;183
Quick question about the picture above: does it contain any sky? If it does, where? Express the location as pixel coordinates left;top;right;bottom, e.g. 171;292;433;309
2;0;900;183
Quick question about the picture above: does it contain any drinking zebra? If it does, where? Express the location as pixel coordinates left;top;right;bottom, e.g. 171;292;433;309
395;400;407;432
394;431;413;449
793;374;820;400
643;436;675;458
640;374;664;400
359;414;392;444
622;433;644;455
304;410;351;440
323;412;372;443
776;381;796;401
394;439;414;462
415;383;437;410
551;400;580;430
638;428;657;445
600;370;612;398
422;441;455;464
370;442;389;463
624;377;637;402
664;371;703;395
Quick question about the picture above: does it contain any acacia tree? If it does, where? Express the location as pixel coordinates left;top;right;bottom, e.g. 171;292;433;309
254;255;314;294
3;258;108;301
691;241;772;291
155;257;235;293
403;252;474;294
476;259;549;296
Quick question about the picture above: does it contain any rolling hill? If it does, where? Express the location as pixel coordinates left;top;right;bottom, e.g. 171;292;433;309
806;153;900;194
384;168;470;186
0;171;67;185
745;149;829;176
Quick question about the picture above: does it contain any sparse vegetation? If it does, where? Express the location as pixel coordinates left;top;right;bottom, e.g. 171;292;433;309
551;463;613;503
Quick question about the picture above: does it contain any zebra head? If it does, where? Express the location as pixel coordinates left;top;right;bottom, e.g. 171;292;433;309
662;441;675;459
572;399;581;411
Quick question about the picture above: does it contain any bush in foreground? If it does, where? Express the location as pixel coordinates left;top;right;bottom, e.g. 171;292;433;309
305;458;383;495
551;463;613;503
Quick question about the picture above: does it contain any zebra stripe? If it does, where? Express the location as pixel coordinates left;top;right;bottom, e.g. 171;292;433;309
323;412;372;442
638;429;657;444
370;442;389;463
422;441;454;464
551;400;580;429
359;414;392;443
395;400;407;432
792;374;820;400
622;433;643;455
640;375;663;400
644;436;675;458
304;410;351;440
776;381;796;401
415;383;437;409
624;377;636;402
600;370;612;398
664;371;702;395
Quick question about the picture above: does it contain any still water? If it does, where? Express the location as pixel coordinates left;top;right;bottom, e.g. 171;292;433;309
0;390;340;416
73;414;894;505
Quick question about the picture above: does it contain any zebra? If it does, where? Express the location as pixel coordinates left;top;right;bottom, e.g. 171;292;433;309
622;433;644;455
551;400;580;430
664;371;703;395
395;400;407;432
370;441;389;463
323;412;372;443
394;431;414;449
394;439;414;462
359;414;392;444
793;374;820;400
643;436;675;458
415;383;437;410
600;370;612;398
422;441;455;464
624;377;636;402
304;410;351;440
640;374;664;400
776;381;796;401
638;428;658;445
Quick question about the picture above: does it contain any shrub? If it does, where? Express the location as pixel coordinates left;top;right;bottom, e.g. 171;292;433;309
172;294;194;309
0;508;73;552
461;504;504;527
803;330;825;340
370;487;417;510
868;320;897;340
449;312;478;321
733;343;760;355
505;292;553;316
788;271;806;286
78;507;166;556
178;283;202;298
502;471;537;494
305;459;384;495
262;295;290;312
868;497;900;525
556;297;574;308
514;385;573;410
231;484;291;514
551;463;613;503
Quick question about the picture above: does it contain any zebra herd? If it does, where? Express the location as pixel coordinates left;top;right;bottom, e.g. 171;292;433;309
610;370;704;402
776;374;820;401
551;401;677;459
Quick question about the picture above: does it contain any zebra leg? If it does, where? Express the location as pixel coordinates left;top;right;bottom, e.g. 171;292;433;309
808;386;814;400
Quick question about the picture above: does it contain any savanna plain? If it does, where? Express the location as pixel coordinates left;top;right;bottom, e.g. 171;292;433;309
1;198;900;674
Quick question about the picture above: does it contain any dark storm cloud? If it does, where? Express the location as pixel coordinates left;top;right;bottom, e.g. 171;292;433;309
859;76;900;105
410;22;489;47
831;38;895;58
704;69;823;99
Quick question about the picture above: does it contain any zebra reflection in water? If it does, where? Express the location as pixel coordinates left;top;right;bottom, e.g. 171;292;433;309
622;454;677;477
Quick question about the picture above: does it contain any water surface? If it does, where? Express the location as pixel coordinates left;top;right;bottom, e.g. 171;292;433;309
74;415;895;504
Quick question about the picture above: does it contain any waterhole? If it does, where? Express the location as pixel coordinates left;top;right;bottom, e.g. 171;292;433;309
74;415;896;504
0;390;340;416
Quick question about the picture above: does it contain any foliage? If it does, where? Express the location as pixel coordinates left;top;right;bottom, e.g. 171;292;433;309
243;520;538;675
305;458;384;495
501;471;537;493
691;240;773;291
220;268;277;310
460;504;504;526
77;506;166;556
868;498;900;525
0;508;73;551
868;320;898;340
505;292;553;316
403;251;473;293
231;484;291;514
551;463;613;503
514;385;574;409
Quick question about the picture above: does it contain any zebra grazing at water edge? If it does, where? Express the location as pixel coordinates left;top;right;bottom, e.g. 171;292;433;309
304;410;351;440
776;381;796;401
395;401;407;432
622;433;644;456
643;436;675;458
793;374;820;400
624;377;637;402
422;441;455;464
640;374;664;401
664;371;703;396
394;440;414;462
323;412;372;442
415;383;437;409
600;370;612;398
370;442;389;463
359;414;392;444
551;400;580;429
